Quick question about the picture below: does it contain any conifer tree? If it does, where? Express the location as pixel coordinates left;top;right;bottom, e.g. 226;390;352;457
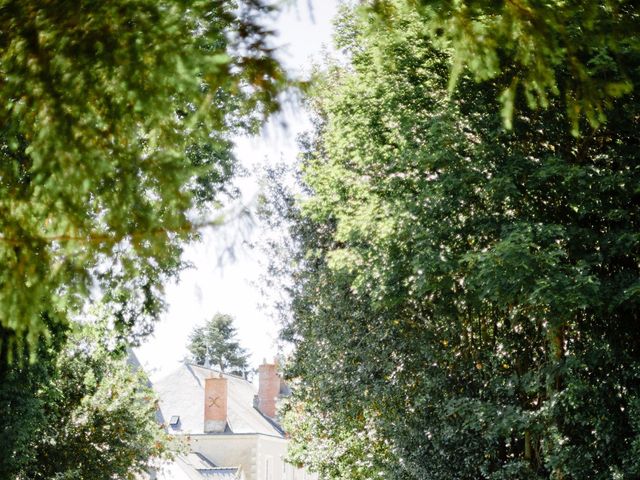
0;0;284;359
188;313;250;377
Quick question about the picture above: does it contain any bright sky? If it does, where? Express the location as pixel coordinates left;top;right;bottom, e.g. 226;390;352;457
136;1;340;380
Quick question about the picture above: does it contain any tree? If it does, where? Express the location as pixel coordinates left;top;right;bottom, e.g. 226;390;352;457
365;0;640;131
0;314;174;479
266;3;640;479
187;313;250;376
0;0;285;359
0;1;283;475
0;318;60;478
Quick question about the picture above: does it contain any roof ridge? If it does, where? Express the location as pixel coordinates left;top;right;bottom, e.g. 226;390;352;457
187;363;251;382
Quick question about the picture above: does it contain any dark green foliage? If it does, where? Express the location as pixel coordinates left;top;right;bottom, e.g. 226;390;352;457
0;317;173;479
270;4;640;479
366;0;640;131
0;325;55;478
187;312;250;376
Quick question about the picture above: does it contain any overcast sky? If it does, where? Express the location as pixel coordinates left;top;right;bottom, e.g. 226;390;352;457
136;1;340;380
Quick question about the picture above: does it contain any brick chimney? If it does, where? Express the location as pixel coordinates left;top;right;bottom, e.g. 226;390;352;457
204;376;227;433
257;362;280;418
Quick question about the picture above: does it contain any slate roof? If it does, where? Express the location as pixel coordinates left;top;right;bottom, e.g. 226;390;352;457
155;453;240;480
153;363;284;437
182;453;240;480
127;349;166;425
195;468;240;480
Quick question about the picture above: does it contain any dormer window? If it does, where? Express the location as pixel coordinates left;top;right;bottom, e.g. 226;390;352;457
169;415;180;427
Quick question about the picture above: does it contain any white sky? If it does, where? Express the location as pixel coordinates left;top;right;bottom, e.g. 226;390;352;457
136;1;340;381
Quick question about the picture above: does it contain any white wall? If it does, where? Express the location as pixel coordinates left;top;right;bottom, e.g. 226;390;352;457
190;434;314;480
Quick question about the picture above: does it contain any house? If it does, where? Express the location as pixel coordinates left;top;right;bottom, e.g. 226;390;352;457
149;362;315;480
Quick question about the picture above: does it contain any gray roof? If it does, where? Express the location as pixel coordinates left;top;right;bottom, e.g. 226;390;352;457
184;453;218;469
196;468;240;480
127;349;166;426
153;363;284;437
182;453;240;480
154;453;240;480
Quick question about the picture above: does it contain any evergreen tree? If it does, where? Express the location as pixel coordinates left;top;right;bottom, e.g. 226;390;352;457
0;1;282;474
0;0;285;359
188;313;250;377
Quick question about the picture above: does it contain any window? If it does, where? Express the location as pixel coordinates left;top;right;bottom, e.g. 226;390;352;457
265;456;273;480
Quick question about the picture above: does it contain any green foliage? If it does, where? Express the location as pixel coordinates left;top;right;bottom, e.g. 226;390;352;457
0;0;285;358
187;312;250;376
0;322;58;478
366;0;640;132
0;315;174;479
270;4;640;479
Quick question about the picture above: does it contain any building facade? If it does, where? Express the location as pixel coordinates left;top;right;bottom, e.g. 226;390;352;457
149;362;314;480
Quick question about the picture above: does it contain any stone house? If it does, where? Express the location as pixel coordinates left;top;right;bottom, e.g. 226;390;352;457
148;362;314;480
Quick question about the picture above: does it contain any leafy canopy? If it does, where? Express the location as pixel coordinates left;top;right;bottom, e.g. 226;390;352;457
366;0;640;132
0;0;285;358
270;3;640;479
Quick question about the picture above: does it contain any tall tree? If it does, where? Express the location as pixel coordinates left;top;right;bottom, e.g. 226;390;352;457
0;0;285;358
187;313;250;376
267;3;640;479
